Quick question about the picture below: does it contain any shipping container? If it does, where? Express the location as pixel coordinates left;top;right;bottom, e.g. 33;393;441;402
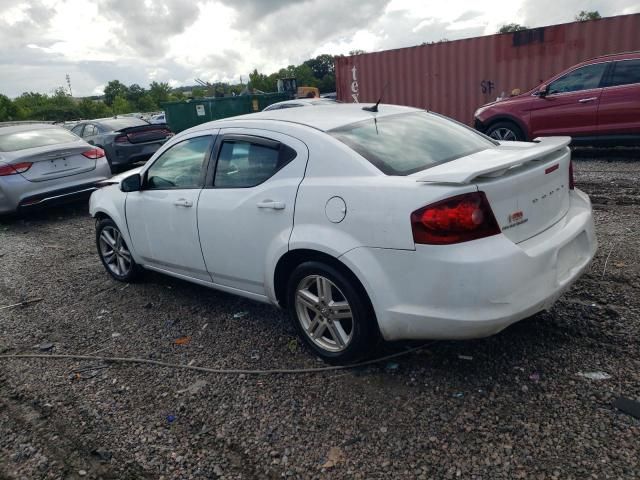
162;93;289;133
336;14;640;125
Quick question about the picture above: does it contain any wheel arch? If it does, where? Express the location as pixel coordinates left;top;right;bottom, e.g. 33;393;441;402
484;114;529;140
273;249;374;317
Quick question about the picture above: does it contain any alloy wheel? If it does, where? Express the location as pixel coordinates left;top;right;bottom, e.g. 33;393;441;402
489;127;518;141
99;226;133;277
294;275;354;352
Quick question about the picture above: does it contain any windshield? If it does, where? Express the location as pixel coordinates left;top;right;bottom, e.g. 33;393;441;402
100;118;148;130
0;128;80;152
328;111;496;175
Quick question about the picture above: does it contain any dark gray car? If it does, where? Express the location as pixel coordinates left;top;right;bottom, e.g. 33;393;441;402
71;117;173;172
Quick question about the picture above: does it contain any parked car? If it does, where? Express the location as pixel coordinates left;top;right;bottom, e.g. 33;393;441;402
71;117;173;172
90;104;597;363
262;98;337;111
474;51;640;144
0;123;111;214
149;113;166;124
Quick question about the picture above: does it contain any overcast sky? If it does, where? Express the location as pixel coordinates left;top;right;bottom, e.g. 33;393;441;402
1;0;638;97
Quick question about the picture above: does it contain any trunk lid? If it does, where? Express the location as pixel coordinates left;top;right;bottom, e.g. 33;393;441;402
416;137;572;244
8;141;97;182
117;125;172;144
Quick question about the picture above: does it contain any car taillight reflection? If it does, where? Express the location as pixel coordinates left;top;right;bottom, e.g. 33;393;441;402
0;162;33;176
82;148;106;159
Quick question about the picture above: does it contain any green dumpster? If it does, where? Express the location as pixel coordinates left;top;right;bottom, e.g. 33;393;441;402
162;93;289;133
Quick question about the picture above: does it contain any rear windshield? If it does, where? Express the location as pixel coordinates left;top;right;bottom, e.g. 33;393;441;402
328;111;495;175
0;128;79;152
99;118;148;130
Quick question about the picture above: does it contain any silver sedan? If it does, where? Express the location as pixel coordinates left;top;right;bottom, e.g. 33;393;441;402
0;123;111;214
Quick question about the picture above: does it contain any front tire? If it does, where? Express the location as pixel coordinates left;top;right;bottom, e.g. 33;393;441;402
96;218;141;282
286;261;378;364
486;121;525;142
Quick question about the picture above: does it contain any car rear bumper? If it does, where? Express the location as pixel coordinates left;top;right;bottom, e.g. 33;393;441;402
107;139;167;166
0;161;111;214
340;189;597;341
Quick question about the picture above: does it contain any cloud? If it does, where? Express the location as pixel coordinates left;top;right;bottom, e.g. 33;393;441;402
98;0;201;57
454;10;483;22
1;0;639;97
519;0;637;26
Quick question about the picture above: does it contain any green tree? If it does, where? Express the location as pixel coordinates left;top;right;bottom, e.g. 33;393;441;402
137;94;158;111
103;80;129;107
171;90;186;101
149;81;172;106
112;95;133;115
191;86;206;98
248;69;275;92
13;92;48;119
348;49;367;56
78;98;111;119
575;10;601;21
126;83;146;109
0;94;19;121
303;54;336;79
498;23;528;33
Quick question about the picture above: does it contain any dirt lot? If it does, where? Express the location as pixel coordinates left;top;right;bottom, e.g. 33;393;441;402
1;154;639;479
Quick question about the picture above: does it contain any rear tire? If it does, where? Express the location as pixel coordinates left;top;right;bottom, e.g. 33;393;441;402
96;218;141;282
486;121;525;142
286;261;378;364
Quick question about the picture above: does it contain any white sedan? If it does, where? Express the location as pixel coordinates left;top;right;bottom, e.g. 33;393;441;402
89;104;597;363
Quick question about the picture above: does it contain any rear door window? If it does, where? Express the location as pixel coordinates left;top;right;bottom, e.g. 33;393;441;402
213;139;296;188
607;59;640;87
71;124;84;136
82;125;96;138
548;62;609;94
0;128;80;152
328;112;495;176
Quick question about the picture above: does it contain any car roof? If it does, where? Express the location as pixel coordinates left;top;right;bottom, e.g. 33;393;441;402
0;123;60;134
220;103;420;132
271;98;336;107
580;50;640;67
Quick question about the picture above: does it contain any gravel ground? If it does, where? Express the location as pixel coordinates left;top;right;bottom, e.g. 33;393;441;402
0;154;639;479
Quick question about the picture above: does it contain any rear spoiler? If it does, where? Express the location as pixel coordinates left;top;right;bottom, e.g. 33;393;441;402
416;136;571;185
116;124;170;134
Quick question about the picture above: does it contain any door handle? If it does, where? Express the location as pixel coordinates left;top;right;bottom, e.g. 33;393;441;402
173;198;193;208
256;200;286;210
578;97;597;103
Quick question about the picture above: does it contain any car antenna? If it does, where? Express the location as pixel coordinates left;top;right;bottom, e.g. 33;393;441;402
362;82;390;113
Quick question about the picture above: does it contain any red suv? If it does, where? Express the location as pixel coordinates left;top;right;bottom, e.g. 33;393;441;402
474;51;640;145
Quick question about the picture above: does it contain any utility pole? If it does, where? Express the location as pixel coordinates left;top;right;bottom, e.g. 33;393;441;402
66;74;73;97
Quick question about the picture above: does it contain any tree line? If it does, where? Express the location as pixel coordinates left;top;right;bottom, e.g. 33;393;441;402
0;53;339;123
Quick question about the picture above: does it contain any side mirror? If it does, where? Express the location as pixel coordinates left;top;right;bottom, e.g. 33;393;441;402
120;173;141;192
538;84;549;97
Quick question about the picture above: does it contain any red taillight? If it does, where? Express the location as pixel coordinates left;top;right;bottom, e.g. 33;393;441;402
0;162;32;176
568;160;575;190
411;192;501;245
114;135;129;143
82;147;105;159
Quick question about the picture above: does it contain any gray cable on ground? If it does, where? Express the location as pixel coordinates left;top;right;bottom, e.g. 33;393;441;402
0;343;433;375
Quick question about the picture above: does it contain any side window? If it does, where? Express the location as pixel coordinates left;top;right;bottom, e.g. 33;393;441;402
214;139;296;188
608;59;640;87
71;125;84;136
146;136;211;190
82;125;96;138
548;62;608;94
